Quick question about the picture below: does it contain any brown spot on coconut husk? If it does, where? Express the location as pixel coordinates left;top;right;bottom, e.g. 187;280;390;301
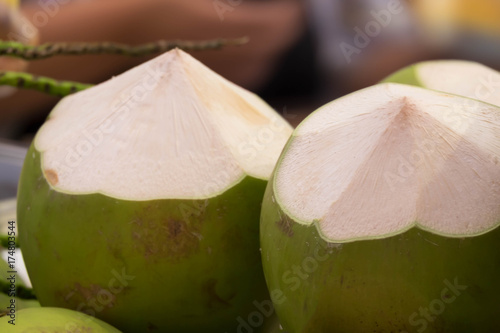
45;169;59;186
131;203;204;262
73;283;117;307
202;278;235;309
276;215;294;237
55;279;132;312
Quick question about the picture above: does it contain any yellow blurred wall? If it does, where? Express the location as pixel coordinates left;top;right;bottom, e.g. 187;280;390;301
414;0;500;35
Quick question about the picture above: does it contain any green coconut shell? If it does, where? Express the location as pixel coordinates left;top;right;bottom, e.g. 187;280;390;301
261;314;288;333
260;175;500;333
18;145;270;332
381;64;422;86
382;61;500;108
0;307;121;332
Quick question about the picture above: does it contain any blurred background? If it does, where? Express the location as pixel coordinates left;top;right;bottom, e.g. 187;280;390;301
1;0;500;200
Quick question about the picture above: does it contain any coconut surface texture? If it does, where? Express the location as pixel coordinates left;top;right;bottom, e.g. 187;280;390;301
0;307;121;332
17;49;293;332
383;60;500;107
261;83;500;333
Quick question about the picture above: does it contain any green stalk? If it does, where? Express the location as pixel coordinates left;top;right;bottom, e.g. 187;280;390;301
0;37;248;60
0;71;93;96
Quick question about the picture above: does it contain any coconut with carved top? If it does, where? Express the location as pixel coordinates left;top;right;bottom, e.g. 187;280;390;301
383;60;500;107
0;307;122;332
260;83;500;332
17;49;292;332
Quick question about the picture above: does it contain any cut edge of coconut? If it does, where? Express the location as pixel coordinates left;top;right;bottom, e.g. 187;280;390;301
310;218;500;244
274;83;500;243
416;60;500;107
393;60;500;108
34;49;292;201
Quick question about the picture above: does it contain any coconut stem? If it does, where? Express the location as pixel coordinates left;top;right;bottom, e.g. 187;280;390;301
0;71;92;96
0;37;249;60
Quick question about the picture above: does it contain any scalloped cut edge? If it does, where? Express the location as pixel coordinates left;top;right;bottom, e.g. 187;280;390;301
275;83;500;242
35;49;293;201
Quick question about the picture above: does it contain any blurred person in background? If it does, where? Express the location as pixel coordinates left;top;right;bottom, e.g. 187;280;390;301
0;0;309;138
411;0;500;64
0;0;425;140
1;0;499;140
310;0;429;96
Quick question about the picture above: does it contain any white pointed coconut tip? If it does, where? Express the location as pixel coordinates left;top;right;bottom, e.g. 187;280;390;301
35;49;292;200
274;83;500;242
414;60;500;107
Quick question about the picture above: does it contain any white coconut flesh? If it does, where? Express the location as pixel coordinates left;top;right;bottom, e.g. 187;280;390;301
275;83;500;242
415;60;500;107
34;49;293;200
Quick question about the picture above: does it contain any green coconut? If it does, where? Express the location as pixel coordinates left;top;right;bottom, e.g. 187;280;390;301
382;60;500;106
17;49;292;332
0;307;121;332
261;315;288;333
260;83;500;332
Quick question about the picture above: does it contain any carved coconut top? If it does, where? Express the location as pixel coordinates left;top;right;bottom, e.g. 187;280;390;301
274;83;500;242
36;49;292;200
